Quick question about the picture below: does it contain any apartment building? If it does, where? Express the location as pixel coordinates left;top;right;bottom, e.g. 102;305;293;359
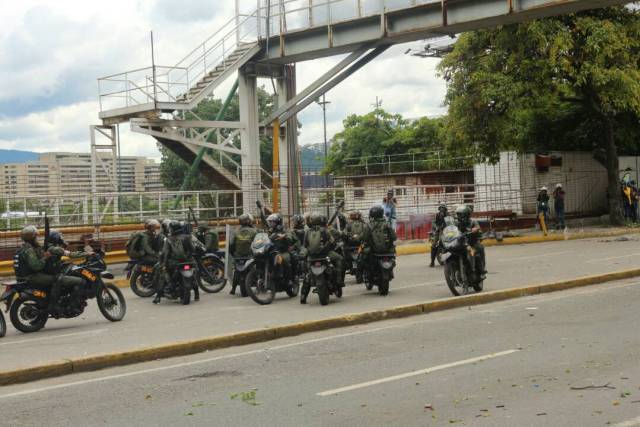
0;152;164;197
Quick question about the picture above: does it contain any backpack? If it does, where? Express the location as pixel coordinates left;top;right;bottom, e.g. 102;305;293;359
306;227;325;256
125;232;144;259
347;221;367;244
370;221;392;253
13;245;30;278
233;227;255;257
167;235;191;260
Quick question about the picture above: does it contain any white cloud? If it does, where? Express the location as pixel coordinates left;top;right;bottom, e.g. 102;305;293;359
0;1;449;159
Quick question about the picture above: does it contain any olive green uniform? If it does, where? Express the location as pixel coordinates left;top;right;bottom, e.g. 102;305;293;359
196;229;219;253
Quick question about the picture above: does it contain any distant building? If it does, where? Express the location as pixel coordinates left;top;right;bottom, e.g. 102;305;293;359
0;152;164;197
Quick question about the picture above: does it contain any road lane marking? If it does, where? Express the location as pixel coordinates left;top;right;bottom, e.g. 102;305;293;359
0;319;441;400
585;253;640;264
317;349;520;396
495;251;571;263
0;329;107;347
613;416;640;427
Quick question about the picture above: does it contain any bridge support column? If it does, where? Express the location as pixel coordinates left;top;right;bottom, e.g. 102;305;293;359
239;67;263;215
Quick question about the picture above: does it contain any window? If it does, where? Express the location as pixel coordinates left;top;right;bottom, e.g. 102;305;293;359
353;178;365;199
395;178;407;196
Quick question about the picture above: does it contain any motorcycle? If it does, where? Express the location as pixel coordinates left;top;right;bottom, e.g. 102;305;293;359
193;245;227;293
364;253;396;296
440;224;484;296
429;216;456;266
161;261;199;305
125;260;158;298
1;251;126;333
306;256;341;305
345;244;365;284
244;232;299;305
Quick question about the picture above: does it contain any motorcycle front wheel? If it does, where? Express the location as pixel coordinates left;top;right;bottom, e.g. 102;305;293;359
245;267;275;305
10;297;48;333
444;260;464;297
285;277;300;298
199;258;227;293
130;270;156;298
97;284;127;321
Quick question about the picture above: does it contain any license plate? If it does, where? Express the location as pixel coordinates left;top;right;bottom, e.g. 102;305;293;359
141;265;154;273
33;290;47;298
81;270;97;281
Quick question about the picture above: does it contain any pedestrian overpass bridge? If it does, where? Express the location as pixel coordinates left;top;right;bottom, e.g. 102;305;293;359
95;0;627;216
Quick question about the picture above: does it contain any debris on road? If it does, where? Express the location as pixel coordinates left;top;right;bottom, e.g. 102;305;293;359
570;383;616;390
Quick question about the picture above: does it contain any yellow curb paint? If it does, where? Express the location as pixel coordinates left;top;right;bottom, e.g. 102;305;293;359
1;267;639;387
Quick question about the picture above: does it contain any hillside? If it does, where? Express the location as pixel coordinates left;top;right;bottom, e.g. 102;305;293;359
0;149;38;163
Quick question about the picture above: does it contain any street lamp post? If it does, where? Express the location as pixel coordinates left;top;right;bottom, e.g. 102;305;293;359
316;94;331;216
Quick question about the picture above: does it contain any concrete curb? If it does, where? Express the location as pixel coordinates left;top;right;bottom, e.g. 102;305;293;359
1;267;639;386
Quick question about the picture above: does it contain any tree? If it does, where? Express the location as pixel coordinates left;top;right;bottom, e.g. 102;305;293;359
325;108;447;175
438;6;640;224
159;86;276;191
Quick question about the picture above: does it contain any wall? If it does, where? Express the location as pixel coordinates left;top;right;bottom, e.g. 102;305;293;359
474;151;523;214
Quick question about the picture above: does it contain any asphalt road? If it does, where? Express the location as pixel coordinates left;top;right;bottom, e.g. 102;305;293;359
1;235;640;372
1;275;639;426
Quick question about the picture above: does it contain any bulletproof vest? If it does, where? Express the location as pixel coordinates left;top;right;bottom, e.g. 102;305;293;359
13;245;30;278
306;227;326;256
370;220;393;253
233;227;255;257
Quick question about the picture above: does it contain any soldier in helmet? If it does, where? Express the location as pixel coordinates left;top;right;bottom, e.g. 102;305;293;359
13;225;83;313
154;221;198;304
344;211;370;267
429;203;449;267
228;213;257;295
301;214;345;304
195;223;219;253
367;205;397;259
266;213;298;286
454;205;487;279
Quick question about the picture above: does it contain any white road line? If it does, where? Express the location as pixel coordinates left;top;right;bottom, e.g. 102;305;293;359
0;329;107;347
317;349;520;396
613;416;640;427
0;319;438;400
496;251;571;263
586;253;640;264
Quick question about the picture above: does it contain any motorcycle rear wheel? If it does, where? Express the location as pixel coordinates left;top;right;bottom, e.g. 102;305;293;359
245;268;275;305
316;275;330;306
378;271;390;296
180;278;192;305
130;270;156;298
285;278;300;298
10;297;48;333
472;280;484;292
97;284;127;321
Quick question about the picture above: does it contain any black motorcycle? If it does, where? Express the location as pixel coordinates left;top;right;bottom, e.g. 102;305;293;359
125;260;158;298
429;216;455;266
364;253;396;296
245;232;299;305
161;260;199;305
1;251;126;333
345;244;365;284
440;224;484;296
306;256;341;305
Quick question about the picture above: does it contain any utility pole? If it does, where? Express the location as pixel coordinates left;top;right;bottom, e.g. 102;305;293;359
316;94;331;216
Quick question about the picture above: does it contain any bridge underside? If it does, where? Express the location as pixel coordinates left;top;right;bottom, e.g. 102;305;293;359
260;0;628;63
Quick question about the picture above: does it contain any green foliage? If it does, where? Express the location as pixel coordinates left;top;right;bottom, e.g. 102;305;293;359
437;6;640;223
326;108;447;175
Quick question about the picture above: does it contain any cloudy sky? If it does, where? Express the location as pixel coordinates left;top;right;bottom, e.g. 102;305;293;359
0;0;447;159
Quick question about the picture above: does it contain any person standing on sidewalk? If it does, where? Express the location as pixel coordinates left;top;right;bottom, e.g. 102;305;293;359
552;183;566;230
537;186;550;236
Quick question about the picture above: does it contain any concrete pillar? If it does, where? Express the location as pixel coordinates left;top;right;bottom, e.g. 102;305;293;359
239;67;263;214
276;76;290;218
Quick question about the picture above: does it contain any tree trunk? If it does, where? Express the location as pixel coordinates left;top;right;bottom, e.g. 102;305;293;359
605;119;624;225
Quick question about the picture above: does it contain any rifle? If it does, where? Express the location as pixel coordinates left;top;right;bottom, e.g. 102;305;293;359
44;213;50;250
328;200;345;226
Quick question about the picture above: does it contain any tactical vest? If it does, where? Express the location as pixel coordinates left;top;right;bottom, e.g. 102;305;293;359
370;221;393;253
346;221;367;245
233;227;255;257
306;227;326;256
